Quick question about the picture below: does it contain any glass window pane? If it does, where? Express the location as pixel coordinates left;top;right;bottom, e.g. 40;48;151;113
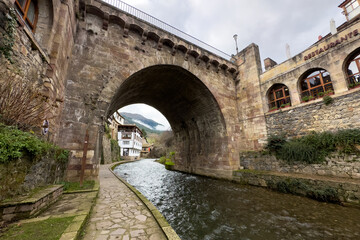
269;92;275;101
285;97;291;104
27;1;36;24
301;80;308;91
16;0;26;9
284;88;290;96
353;1;359;8
309;76;321;88
275;89;283;98
322;74;332;84
307;71;320;78
346;5;353;13
348;61;359;76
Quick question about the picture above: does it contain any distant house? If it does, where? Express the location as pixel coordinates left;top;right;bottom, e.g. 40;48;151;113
118;124;143;159
108;111;125;140
141;138;153;157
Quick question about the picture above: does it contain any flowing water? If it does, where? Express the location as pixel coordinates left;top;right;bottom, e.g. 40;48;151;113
113;159;360;240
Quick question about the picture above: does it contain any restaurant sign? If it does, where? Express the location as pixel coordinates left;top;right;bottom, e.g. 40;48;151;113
304;29;359;61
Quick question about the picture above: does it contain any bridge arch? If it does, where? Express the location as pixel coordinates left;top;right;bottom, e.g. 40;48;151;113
60;0;240;181
106;65;228;173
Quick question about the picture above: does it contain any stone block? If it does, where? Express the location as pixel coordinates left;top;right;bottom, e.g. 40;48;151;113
3;207;16;214
19;204;33;212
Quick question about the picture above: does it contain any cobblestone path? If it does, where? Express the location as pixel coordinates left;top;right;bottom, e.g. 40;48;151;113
82;165;166;240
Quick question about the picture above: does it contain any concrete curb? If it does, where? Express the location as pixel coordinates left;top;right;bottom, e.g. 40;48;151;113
109;161;181;240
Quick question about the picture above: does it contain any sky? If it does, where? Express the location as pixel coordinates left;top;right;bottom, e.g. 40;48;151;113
115;0;346;129
119;104;171;130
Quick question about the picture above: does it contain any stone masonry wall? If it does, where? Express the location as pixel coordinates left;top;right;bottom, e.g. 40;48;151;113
240;152;360;179
0;0;77;141
0;155;68;202
266;88;360;137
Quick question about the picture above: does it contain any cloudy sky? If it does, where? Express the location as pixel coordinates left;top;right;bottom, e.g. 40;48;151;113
116;0;346;129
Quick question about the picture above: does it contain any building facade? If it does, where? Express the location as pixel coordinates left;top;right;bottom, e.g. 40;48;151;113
254;2;360;138
118;125;143;159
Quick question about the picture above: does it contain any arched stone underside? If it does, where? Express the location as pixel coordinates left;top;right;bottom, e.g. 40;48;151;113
59;1;241;181
107;65;229;175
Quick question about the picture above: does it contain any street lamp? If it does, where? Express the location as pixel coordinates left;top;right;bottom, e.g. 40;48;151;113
233;34;239;55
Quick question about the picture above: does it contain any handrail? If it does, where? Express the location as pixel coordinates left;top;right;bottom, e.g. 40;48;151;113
102;0;232;60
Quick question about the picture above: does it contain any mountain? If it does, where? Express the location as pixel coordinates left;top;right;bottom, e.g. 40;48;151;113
120;112;165;134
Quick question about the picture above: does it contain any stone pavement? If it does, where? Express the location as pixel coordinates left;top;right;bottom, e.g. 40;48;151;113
82;164;167;240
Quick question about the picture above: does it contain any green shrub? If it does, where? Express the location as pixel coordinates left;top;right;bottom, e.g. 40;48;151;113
318;92;325;97
335;129;360;154
165;161;175;166
0;123;69;164
323;95;333;105
158;156;166;164
267;129;360;164
266;133;287;152
277;140;324;164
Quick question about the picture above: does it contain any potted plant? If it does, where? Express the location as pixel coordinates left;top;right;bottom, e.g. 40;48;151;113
302;96;310;102
349;82;360;89
324;89;334;96
269;106;278;112
280;103;290;108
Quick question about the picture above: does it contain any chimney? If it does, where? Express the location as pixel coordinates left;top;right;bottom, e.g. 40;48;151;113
286;43;291;59
330;18;337;35
264;58;278;71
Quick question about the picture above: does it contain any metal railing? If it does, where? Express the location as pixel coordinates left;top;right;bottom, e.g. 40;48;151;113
102;0;232;59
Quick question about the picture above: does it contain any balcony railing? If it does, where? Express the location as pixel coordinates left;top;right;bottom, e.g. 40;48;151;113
102;0;232;60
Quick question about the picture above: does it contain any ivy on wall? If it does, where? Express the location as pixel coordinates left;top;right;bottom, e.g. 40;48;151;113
0;8;17;63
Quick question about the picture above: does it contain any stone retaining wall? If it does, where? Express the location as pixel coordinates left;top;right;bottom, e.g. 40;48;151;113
233;171;360;206
240;152;360;179
0;185;63;226
265;89;360;137
0;155;68;202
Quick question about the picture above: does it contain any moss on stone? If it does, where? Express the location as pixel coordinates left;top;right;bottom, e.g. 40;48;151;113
0;216;74;240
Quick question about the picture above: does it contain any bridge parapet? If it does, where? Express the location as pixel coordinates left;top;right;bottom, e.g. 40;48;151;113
80;0;238;78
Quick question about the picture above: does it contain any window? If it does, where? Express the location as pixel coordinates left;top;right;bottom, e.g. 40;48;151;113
268;84;291;110
346;53;360;88
15;0;38;31
345;0;360;20
300;70;334;99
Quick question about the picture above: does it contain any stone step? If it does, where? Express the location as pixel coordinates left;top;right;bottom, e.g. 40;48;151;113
0;185;63;226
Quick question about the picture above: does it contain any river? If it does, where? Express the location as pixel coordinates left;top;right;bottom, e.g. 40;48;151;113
113;159;360;240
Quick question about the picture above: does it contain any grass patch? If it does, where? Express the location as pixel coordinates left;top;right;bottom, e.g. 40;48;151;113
0;216;74;240
62;180;95;192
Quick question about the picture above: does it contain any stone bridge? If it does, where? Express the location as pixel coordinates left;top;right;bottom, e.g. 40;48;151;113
58;0;266;181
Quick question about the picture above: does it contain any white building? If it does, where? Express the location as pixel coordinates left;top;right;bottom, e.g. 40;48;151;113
108;111;125;140
118;124;143;158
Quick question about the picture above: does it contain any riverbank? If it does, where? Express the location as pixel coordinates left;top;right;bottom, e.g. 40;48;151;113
114;159;360;239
